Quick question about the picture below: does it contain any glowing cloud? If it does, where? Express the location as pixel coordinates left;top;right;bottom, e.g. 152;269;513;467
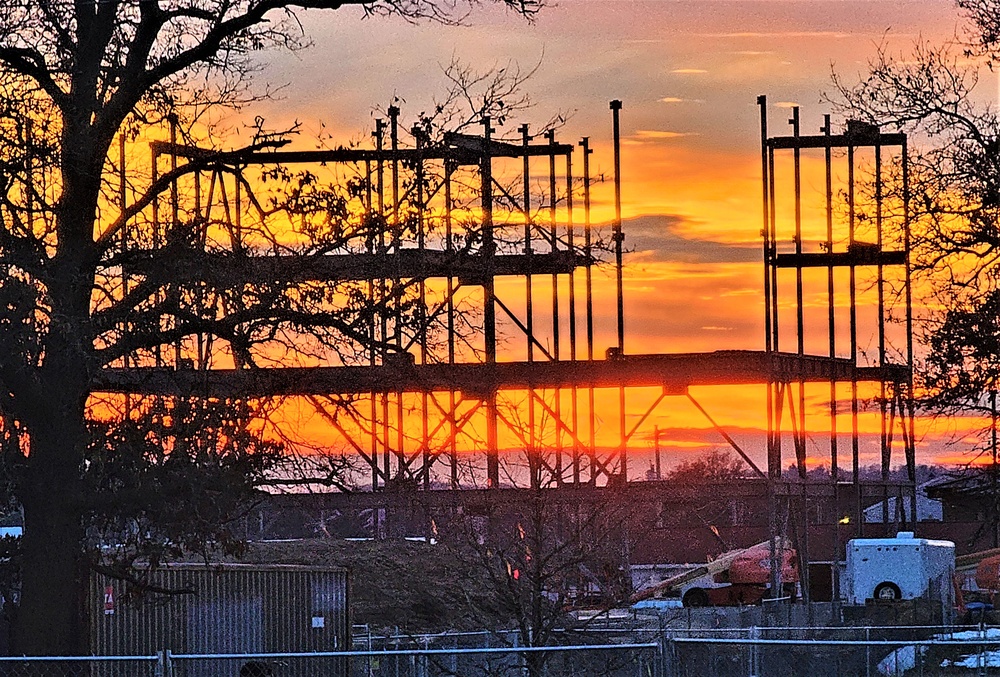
659;96;705;104
634;130;699;139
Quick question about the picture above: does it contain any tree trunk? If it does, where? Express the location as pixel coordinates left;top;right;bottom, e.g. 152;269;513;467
16;403;88;655
13;178;96;654
525;652;546;677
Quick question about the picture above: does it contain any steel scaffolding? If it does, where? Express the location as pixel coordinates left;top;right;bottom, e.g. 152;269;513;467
759;96;915;602
98;97;916;557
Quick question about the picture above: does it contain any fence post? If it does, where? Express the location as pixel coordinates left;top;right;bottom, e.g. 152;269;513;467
980;625;986;677
667;637;675;677
157;649;174;677
865;626;871;677
394;629;400;677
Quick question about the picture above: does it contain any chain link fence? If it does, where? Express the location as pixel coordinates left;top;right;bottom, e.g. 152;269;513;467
0;656;160;677
344;644;660;677
11;625;1000;676
0;644;661;677
662;626;1000;676
170;644;660;677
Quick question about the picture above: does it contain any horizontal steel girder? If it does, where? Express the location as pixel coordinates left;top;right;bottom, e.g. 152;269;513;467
150;135;576;166
773;249;906;268
767;131;906;150
119;250;589;285
122;246;906;287
93;351;910;398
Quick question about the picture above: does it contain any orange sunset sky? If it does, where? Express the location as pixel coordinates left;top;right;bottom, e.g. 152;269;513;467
222;0;991;474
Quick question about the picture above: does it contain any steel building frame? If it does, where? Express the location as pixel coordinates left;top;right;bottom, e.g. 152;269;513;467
97;98;916;568
758;97;915;601
106;104;642;491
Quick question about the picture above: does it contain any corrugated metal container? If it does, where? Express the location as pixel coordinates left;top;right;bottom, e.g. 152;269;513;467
88;563;349;660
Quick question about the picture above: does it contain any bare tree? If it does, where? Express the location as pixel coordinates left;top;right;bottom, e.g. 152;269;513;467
831;0;1000;539
830;4;1000;437
445;475;633;677
0;0;541;654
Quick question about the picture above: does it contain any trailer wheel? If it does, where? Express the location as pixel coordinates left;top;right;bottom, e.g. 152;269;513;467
683;588;710;608
873;582;902;601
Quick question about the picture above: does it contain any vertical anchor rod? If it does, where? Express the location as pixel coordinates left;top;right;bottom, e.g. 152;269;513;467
791;107;807;479
580;137;597;483
903;137;917;523
611;100;628;482
611;99;625;352
876;139;890;530
823;113;842;610
482;116;500;488
566;147;580;484
522;124;537;481
759;96;772;353
365;134;377;491
168;114;183;369
546;128;562;486
375;118;388;491
766;101;780;476
848;140;861;536
413;125;430;489
823;115;838;481
444;160;459;488
388;106;405;482
759;96;776;475
758;95;780;599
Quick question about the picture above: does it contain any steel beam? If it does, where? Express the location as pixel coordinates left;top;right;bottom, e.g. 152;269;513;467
93;351;910;397
767;131;906;150
774;249;906;268
120;250;589;285
149;136;575;166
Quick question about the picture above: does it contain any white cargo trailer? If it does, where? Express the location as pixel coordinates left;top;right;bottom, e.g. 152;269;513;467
845;531;955;604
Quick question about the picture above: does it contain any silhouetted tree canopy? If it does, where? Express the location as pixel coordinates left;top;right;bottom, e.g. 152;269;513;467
0;0;542;655
669;448;752;482
833;0;1000;458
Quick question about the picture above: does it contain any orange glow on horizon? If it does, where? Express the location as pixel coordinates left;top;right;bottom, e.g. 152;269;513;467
86;0;985;477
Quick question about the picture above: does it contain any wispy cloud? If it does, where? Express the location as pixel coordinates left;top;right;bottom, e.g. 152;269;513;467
659;96;705;104
696;31;849;39
634;130;699;140
620;215;760;265
671;68;708;74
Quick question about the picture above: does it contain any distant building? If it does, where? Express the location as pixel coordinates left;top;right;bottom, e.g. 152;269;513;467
924;470;1000;522
863;481;943;523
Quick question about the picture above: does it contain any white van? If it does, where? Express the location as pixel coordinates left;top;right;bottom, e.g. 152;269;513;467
845;531;955;605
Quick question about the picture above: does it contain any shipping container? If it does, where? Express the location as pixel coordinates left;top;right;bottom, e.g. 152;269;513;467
88;563;349;677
